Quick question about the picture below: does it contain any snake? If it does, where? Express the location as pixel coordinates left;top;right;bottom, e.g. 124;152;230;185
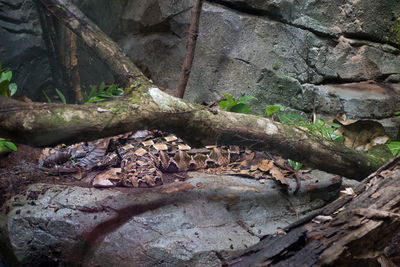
39;130;301;192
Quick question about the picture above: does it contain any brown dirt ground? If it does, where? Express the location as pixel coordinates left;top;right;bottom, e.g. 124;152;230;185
0;145;49;206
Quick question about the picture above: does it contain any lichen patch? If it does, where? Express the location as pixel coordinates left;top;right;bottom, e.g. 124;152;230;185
264;122;278;135
63;110;85;122
148;87;189;111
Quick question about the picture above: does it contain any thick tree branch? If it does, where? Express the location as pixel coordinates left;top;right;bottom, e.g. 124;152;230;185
0;89;385;180
227;157;400;266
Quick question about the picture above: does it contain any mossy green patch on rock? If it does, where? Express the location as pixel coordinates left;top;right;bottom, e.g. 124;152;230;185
366;145;394;166
386;17;400;46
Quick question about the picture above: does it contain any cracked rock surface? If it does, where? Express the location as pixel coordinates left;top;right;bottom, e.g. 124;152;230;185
0;171;340;266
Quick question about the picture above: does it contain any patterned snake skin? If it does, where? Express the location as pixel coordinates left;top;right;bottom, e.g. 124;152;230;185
39;130;299;191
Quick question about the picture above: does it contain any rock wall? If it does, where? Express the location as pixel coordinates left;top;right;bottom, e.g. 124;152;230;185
0;0;399;134
0;0;52;99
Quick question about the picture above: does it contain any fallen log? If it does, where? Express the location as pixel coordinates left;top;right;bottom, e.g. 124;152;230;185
226;156;400;266
0;88;386;180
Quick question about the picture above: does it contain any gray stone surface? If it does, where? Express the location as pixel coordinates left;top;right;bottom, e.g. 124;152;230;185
0;0;52;100
0;171;340;266
217;0;400;45
184;3;400;103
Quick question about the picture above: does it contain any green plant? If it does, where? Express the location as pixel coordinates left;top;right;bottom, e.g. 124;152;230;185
43;90;52;103
387;141;400;156
0;64;17;97
0;138;17;156
219;93;257;114
43;82;124;104
394;110;400;119
83;82;124;103
265;104;342;142
55;88;67;104
288;159;303;171
264;104;303;122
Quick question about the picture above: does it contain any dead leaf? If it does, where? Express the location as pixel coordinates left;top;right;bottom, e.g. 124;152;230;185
339;187;355;196
380;170;393;178
258;160;274;172
270;166;288;185
93;175;114;188
250;165;258;171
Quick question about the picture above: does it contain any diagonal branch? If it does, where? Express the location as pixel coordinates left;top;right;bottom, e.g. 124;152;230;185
176;0;203;98
37;0;150;88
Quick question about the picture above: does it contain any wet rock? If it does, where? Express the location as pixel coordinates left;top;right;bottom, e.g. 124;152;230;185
0;171;340;266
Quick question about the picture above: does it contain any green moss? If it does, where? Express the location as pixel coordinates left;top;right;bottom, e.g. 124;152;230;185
129;91;144;104
366;145;394;165
385;17;400;45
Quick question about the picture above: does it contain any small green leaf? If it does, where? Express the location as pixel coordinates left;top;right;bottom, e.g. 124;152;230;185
332;134;343;143
106;84;118;95
325;122;341;128
279;113;302;123
9;83;17;96
230;103;251;114
265;105;281;117
42;90;52;103
223;93;235;106
387;141;400;156
238;95;257;104
89;85;97;98
219;100;228;110
99;82;105;93
97;93;113;98
0;71;12;83
113;88;124;96
4;141;17;151
88;96;106;102
288;159;303;171
55;88;66;104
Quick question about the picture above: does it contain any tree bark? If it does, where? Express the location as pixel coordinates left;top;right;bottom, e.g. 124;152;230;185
175;0;203;98
37;0;150;89
226;156;400;266
0;88;386;180
67;30;83;104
